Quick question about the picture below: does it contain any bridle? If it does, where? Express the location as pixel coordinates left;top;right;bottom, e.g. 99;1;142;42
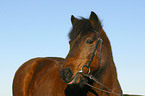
75;30;122;96
79;30;103;74
80;35;103;74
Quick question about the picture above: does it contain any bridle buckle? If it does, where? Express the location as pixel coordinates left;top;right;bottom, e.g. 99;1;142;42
79;65;90;74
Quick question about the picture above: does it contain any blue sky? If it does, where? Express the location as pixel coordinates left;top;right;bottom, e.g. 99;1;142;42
0;0;145;96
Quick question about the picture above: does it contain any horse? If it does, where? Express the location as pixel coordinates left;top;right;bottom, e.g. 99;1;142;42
59;12;122;96
13;12;122;96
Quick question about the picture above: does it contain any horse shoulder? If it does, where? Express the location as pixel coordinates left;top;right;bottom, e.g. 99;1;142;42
13;57;66;96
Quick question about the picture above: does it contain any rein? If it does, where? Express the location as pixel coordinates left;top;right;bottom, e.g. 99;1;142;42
82;73;121;96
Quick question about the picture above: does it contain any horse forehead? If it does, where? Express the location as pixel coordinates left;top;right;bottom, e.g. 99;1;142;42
70;32;95;48
70;31;96;44
69;19;93;41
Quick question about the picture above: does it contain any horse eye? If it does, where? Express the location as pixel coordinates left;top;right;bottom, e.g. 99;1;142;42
86;39;93;44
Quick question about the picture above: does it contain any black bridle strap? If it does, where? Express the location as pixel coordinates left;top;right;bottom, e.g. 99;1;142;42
81;37;103;73
87;38;102;68
99;38;103;65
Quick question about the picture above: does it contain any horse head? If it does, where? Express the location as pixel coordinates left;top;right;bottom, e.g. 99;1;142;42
59;12;104;85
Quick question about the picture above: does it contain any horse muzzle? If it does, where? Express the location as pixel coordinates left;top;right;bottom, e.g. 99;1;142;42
59;67;87;85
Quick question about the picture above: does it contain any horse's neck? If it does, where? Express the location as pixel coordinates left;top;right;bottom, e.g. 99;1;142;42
97;29;117;81
90;30;122;95
92;59;122;95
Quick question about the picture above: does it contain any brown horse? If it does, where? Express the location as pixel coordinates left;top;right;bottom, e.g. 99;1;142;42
13;12;122;96
59;12;122;96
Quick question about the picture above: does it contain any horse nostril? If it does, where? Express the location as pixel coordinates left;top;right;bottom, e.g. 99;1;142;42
64;67;73;78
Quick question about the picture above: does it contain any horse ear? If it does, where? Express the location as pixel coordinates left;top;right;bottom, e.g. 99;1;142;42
89;11;101;30
71;15;78;26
